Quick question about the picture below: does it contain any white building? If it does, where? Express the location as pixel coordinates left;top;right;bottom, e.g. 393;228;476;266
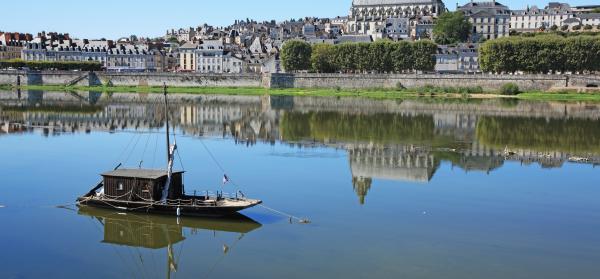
165;28;197;42
178;42;198;72
459;1;511;42
386;17;410;39
435;44;480;73
178;40;245;73
347;0;446;37
510;3;576;32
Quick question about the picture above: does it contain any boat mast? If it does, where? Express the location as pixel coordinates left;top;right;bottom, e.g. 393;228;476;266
163;83;170;164
160;83;177;203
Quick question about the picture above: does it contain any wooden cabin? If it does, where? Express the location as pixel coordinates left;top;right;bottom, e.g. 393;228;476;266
102;169;184;201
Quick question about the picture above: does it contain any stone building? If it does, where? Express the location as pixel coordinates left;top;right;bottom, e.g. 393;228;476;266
347;0;446;37
0;42;24;60
510;3;576;32
178;41;245;73
22;40;165;72
196;40;245;74
0;32;32;60
577;13;600;27
165;28;197;42
435;44;480;73
178;42;198;72
458;1;511;42
106;45;164;73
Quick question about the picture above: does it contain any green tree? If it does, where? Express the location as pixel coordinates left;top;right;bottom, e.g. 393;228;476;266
311;44;338;73
332;43;358;73
389;41;414;73
281;40;312;72
368;40;393;73
433;11;472;44
412;40;437;72
355;43;372;72
167;37;179;44
479;35;600;74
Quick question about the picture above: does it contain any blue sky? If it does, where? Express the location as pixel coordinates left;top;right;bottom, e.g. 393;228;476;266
1;0;597;39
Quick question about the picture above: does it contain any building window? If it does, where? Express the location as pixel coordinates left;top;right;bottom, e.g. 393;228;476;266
118;183;124;191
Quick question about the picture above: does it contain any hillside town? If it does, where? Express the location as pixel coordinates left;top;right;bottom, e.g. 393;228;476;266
2;0;600;74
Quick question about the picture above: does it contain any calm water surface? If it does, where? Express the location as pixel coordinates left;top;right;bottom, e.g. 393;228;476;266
1;90;599;279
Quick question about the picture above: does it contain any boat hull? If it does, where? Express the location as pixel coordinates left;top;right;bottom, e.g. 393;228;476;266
77;197;262;217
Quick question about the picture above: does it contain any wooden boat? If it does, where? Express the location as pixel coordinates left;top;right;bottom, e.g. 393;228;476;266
77;85;262;217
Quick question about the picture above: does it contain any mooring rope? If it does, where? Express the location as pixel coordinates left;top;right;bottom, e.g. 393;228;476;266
258;204;310;224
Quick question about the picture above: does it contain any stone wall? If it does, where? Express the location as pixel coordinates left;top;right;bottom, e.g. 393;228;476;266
2;70;598;91
97;72;262;87
267;73;571;91
0;71;263;87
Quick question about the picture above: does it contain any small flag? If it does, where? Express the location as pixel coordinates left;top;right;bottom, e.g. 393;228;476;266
222;174;230;186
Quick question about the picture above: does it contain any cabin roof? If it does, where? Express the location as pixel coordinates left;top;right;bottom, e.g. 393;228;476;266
102;169;184;180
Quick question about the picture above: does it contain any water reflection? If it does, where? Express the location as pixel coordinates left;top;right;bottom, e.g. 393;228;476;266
78;206;261;279
1;90;599;205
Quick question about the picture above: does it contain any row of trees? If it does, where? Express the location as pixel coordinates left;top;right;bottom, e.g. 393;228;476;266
281;40;437;73
479;35;600;74
0;59;103;71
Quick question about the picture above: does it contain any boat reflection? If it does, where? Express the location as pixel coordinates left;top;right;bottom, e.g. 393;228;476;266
78;206;262;278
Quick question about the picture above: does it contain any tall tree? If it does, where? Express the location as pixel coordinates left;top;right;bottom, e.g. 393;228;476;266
311;44;338;73
281;40;312;72
412;40;437;72
433;11;472;44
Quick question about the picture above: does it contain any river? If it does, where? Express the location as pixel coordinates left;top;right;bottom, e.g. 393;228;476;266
1;90;599;279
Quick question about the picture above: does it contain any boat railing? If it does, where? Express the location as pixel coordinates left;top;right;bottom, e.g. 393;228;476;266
194;190;246;200
94;190;247;208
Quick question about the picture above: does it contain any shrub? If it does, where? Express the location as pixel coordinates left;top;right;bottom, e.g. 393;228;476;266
573;25;582;31
395;82;405;90
0;59;102;71
500;83;520;95
561;25;569;31
584;24;593;30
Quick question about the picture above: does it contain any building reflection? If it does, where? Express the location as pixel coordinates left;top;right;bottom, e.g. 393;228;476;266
2;91;600;204
78;206;261;279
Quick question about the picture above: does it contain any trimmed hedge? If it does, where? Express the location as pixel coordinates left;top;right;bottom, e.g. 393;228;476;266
0;59;102;71
283;40;438;74
480;35;600;74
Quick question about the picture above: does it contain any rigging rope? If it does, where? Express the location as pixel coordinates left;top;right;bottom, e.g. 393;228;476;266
124;134;142;166
115;132;138;164
176;148;185;171
151;131;159;168
139;130;153;168
198;139;242;188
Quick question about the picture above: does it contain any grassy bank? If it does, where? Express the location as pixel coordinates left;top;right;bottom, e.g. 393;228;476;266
2;84;600;101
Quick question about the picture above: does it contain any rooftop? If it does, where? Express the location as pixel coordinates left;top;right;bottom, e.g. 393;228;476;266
102;169;184;180
352;0;439;5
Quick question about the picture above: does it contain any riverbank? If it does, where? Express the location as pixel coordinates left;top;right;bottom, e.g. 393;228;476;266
3;84;600;101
